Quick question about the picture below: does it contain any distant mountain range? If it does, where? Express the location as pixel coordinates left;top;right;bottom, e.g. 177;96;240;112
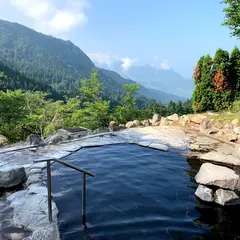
95;61;194;98
0;19;187;103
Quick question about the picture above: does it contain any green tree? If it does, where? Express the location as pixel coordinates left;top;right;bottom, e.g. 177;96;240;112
175;101;184;115
212;49;232;110
182;99;194;114
24;92;65;137
111;84;139;123
0;90;27;141
192;55;214;112
147;99;167;116
70;70;110;129
0;90;68;141
222;0;240;38
230;46;240;99
167;101;177;115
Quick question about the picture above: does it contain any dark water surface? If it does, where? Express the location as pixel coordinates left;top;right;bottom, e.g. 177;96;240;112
50;144;240;240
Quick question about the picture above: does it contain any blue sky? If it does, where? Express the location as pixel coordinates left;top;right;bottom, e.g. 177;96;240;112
0;0;238;78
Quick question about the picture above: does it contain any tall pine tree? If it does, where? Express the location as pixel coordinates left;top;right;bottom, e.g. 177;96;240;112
230;46;240;100
212;48;232;111
192;55;214;112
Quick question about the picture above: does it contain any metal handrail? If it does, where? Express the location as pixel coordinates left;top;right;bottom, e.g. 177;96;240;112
34;158;95;225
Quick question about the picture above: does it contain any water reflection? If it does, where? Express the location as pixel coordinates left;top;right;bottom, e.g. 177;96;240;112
194;200;240;239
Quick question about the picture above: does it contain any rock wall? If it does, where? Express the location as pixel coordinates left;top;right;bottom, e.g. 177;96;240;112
108;113;240;145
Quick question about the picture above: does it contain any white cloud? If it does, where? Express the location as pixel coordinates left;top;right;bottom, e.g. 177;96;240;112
153;56;171;70
121;57;138;72
10;0;52;20
8;0;90;35
49;10;87;32
87;52;119;67
160;59;170;70
87;52;138;71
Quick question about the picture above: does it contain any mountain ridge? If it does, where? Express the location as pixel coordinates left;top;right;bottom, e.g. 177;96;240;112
94;61;194;98
0;19;186;103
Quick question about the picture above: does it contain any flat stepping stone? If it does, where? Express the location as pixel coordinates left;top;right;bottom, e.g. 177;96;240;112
148;143;168;152
26;174;42;186
40;150;71;159
47;144;82;152
138;141;151;147
200;151;240;166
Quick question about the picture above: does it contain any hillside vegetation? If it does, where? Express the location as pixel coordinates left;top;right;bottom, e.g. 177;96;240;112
0;19;184;103
0;70;193;143
0;61;62;99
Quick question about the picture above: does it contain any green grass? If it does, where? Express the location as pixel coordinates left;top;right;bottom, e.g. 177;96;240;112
205;112;240;123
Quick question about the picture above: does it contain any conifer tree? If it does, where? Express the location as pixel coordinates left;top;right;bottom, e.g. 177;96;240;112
212;49;232;110
192;55;214;112
230;46;240;100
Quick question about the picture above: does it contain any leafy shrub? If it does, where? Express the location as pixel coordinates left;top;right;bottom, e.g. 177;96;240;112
231;100;240;113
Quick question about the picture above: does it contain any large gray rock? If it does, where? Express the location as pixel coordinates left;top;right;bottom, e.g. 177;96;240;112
200;118;211;131
195;163;240;190
133;120;141;127
160;117;169;126
142;120;150;127
0;165;26;188
125;121;136;128
108;121;118;132
26;134;44;146
167;114;179;122
190;114;207;124
152;114;161;126
119;124;126;130
7;187;58;230
0;134;8;146
214;189;240;206
45;129;72;144
179;115;190;126
195;184;214;202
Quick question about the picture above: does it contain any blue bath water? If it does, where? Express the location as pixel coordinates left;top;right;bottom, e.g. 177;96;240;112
50;144;240;240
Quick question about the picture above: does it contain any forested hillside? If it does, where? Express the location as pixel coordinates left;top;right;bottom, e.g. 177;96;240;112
0;19;185;103
0;61;63;99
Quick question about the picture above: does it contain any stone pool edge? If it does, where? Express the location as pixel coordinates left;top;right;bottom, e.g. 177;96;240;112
0;129;189;239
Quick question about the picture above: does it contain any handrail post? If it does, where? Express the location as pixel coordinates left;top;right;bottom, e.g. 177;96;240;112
82;172;86;225
47;161;53;223
34;157;95;224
